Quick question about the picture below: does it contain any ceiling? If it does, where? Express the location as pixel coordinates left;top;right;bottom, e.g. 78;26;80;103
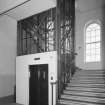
1;0;56;20
0;0;105;20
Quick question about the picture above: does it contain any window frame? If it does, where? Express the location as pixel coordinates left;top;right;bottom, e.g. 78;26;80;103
84;20;101;63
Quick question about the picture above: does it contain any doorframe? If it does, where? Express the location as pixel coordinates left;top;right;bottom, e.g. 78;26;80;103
29;64;48;105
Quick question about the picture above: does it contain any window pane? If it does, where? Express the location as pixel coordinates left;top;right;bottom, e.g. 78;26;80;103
96;30;100;36
91;44;95;49
86;56;90;62
96;36;100;42
86;38;89;43
85;23;101;62
96;43;100;48
86;44;91;49
91;31;95;37
86;31;90;37
91;49;95;55
95;55;100;61
91;37;95;42
86;50;90;55
96;48;100;55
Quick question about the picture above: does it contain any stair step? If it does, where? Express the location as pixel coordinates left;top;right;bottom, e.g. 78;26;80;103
72;79;105;81
68;84;105;88
75;71;105;74
76;70;105;72
70;82;105;84
59;99;100;105
74;75;105;78
71;76;105;80
61;95;105;103
72;78;105;81
72;77;105;79
70;85;105;88
75;73;105;75
71;79;105;82
75;71;105;73
58;70;105;105
63;90;105;98
71;80;105;84
66;87;105;92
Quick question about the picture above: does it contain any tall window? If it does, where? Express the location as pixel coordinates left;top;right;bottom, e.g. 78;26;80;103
85;22;101;62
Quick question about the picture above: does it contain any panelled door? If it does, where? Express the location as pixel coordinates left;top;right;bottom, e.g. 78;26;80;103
29;64;48;105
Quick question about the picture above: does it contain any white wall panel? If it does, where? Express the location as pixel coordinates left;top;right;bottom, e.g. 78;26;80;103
16;51;57;105
0;15;17;97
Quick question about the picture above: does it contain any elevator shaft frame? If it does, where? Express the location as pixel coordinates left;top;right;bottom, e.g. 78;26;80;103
17;0;75;100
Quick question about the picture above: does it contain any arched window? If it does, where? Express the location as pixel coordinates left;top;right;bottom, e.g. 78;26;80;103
85;21;101;62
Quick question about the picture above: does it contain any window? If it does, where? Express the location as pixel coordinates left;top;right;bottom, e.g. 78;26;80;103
85;21;101;62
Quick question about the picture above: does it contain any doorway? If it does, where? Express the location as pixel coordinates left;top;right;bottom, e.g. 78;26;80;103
29;64;48;105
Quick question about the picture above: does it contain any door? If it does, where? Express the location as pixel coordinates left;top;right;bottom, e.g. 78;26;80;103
29;64;48;105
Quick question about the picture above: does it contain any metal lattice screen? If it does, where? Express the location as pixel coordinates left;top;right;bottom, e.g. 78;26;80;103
56;0;75;98
17;8;56;56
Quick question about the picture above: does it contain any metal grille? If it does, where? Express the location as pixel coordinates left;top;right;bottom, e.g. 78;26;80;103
17;8;56;55
56;0;75;98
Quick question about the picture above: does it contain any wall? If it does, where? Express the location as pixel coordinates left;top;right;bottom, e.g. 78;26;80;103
0;15;17;97
75;7;105;70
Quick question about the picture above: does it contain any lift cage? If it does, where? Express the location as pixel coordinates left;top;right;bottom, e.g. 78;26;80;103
17;0;75;100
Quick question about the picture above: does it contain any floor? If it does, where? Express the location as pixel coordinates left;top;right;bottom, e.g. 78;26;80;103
0;95;23;105
1;103;23;105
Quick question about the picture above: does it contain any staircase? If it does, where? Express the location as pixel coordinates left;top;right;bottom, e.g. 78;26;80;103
58;69;105;105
